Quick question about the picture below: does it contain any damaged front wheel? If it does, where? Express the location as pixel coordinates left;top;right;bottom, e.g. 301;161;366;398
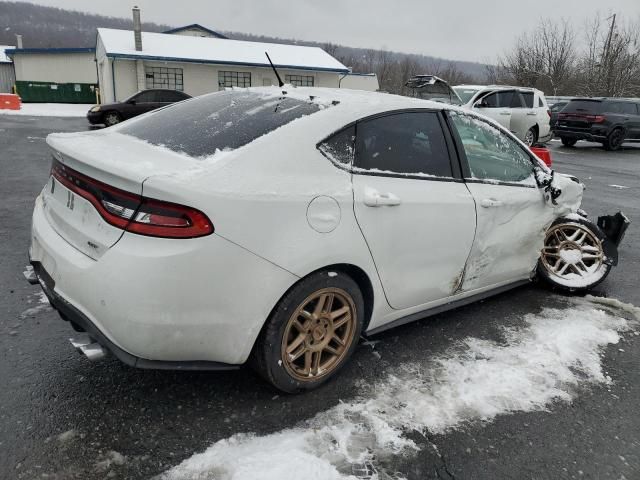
537;217;612;292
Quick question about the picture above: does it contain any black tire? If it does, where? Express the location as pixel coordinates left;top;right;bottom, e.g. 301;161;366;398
524;127;538;147
252;270;364;393
560;137;577;147
103;111;121;127
603;128;625;151
537;216;612;293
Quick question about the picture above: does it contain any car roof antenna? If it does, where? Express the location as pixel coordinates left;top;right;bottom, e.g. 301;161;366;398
265;52;285;89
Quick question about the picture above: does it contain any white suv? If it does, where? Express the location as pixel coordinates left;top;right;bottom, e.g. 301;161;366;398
453;85;552;146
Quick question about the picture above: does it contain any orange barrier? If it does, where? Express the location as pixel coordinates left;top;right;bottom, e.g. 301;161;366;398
530;146;552;167
0;94;21;110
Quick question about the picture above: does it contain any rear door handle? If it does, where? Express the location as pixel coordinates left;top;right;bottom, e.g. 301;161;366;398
480;198;504;208
500;111;511;116
364;189;402;207
526;112;537;116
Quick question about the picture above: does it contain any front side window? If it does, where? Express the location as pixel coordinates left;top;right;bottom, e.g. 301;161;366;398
354;112;452;177
132;91;157;103
285;75;314;87
145;66;184;91
218;71;251;89
449;111;535;185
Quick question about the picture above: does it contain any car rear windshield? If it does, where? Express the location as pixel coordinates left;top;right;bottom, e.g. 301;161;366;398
120;90;323;158
563;100;603;114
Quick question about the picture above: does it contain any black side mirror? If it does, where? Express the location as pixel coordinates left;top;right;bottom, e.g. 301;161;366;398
127;99;136;105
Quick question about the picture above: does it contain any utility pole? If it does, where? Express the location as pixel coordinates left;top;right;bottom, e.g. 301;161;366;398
602;13;616;96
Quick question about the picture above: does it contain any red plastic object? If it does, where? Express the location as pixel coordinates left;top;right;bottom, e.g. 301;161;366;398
530;146;552;167
0;94;21;110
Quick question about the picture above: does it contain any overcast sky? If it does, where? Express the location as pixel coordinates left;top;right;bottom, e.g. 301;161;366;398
14;0;640;62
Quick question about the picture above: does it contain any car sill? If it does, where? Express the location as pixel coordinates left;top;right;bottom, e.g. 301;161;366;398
365;279;530;336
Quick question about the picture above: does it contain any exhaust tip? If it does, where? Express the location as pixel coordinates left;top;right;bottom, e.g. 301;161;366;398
70;335;107;361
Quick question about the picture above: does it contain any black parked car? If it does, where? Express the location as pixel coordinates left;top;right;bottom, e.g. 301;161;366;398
87;89;192;126
549;100;569;129
554;98;640;150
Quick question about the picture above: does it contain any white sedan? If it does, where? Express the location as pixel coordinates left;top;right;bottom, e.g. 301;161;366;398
28;87;622;392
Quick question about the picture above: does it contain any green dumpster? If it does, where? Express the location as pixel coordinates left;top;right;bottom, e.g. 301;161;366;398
15;80;98;103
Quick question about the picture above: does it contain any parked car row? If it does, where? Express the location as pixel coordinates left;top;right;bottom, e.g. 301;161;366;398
405;76;551;147
33;87;627;392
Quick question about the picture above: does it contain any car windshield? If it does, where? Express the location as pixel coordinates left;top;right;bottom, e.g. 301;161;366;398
453;87;481;103
119;90;323;158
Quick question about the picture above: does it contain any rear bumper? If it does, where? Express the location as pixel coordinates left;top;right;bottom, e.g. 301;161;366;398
29;195;299;367
553;126;607;142
30;261;238;371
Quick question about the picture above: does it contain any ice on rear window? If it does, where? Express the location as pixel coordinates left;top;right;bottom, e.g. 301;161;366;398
119;90;322;158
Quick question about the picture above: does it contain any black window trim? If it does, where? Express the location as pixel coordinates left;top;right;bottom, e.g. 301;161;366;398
443;110;540;189
316;108;464;183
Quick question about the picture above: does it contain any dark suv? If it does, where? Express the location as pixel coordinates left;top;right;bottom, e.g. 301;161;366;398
87;89;192;127
554;98;640;150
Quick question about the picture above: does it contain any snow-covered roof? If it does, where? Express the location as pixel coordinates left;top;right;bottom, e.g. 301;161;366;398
97;28;349;73
162;24;228;39
0;45;15;63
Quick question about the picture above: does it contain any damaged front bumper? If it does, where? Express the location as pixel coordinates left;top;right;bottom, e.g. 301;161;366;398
597;212;631;266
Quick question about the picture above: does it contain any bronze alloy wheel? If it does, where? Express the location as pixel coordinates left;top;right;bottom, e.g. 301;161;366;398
540;223;604;281
280;287;357;381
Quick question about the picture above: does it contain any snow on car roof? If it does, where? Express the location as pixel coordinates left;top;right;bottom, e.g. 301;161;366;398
97;28;349;73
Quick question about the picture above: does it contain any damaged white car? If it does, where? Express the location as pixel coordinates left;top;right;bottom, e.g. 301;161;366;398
27;87;628;392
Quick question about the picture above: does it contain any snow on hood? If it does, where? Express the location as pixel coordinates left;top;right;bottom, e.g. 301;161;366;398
158;297;637;480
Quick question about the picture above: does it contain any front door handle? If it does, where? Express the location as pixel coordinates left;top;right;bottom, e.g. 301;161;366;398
480;198;504;208
499;111;511;116
364;189;402;207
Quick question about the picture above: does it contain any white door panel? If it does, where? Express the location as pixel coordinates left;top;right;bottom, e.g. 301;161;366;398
475;107;511;130
353;176;476;309
462;183;547;290
510;109;534;141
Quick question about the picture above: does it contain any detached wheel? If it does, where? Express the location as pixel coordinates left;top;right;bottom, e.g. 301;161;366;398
253;271;364;393
538;217;611;292
104;111;121;127
603;128;625;151
524;127;538;146
561;137;577;147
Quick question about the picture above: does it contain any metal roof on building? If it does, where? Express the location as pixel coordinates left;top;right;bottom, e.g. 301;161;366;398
97;28;349;73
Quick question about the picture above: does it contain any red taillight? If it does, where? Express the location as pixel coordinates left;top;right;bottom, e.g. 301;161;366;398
50;159;213;238
547;109;551;118
557;112;605;123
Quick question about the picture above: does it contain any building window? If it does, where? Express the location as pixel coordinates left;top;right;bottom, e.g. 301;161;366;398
285;74;314;87
145;66;184;91
218;71;251;88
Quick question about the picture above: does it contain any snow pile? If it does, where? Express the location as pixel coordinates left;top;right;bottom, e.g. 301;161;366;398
0;103;91;117
160;299;634;480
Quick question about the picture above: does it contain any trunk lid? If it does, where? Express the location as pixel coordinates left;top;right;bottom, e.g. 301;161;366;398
43;130;200;259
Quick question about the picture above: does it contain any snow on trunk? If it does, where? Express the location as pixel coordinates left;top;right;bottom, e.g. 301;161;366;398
159;298;636;480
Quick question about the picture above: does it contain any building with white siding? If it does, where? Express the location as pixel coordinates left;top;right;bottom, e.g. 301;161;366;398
0;45;15;93
95;24;352;103
6;47;98;102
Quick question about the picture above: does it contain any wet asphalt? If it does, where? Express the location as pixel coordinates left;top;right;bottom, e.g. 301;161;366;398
0;115;639;480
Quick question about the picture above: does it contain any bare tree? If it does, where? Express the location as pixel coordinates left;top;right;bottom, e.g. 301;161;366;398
499;18;576;95
576;14;640;97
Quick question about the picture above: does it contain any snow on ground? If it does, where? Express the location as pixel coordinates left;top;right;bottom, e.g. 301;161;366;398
159;298;637;480
20;291;51;318
0;103;91;117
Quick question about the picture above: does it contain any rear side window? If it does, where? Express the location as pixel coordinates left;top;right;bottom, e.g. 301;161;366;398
354;112;452;177
537;97;545;108
318;126;355;166
521;92;534;108
120;91;322;158
605;102;638;115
